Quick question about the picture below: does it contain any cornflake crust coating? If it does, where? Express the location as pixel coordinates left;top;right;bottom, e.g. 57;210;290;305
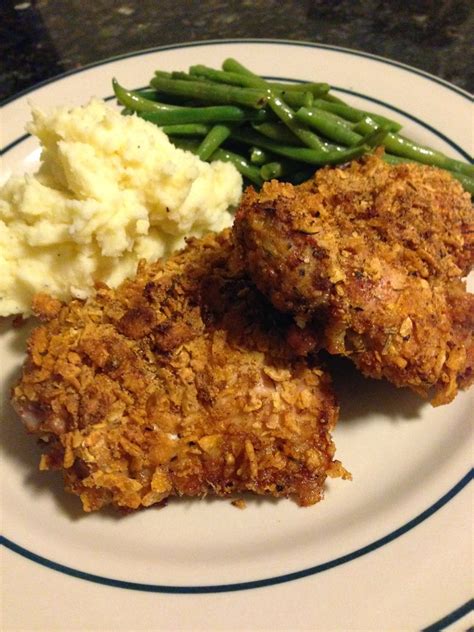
12;230;347;512
234;154;473;406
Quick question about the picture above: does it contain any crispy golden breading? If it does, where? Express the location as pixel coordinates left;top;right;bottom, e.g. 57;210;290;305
12;230;347;511
234;155;473;405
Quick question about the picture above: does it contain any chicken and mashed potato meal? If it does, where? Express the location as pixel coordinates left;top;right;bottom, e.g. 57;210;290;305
0;99;242;316
3;59;473;512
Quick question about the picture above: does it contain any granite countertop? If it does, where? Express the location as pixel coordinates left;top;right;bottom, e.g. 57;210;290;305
2;0;473;101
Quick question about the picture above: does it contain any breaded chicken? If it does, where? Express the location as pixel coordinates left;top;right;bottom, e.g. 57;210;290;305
11;230;347;511
234;154;473;405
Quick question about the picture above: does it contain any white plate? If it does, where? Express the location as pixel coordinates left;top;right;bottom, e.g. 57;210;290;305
1;40;473;632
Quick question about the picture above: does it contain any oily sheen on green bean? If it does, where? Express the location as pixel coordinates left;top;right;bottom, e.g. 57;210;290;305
112;59;473;192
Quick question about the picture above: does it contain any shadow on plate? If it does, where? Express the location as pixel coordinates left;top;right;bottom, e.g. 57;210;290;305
324;354;425;424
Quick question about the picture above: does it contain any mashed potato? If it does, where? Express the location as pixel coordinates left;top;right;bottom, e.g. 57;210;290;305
0;99;242;316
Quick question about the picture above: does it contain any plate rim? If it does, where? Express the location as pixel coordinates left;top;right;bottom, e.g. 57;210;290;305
1;470;472;595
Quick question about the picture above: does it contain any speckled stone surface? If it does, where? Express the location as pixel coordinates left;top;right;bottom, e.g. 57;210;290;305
1;0;473;101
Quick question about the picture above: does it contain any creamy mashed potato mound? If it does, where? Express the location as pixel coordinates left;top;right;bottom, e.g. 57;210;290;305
0;99;242;316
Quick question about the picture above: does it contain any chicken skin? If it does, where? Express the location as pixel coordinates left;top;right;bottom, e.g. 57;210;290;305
234;154;473;405
12;230;347;511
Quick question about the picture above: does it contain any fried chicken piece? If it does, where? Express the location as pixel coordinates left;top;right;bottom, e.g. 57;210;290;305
234;154;474;405
12;230;347;511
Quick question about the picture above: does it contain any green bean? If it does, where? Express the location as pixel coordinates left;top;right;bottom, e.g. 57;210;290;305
222;58;329;152
211;147;263;185
296;107;363;145
136;105;265;126
116;59;472;192
232;128;368;165
268;81;330;96
170;71;200;81
312;99;402;132
383;154;474;194
188;65;319;109
312;99;362;122
264;94;329;150
217;57;273;82
354;117;474;177
135;89;161;101
260;159;300;180
191;65;329;96
154;70;173;79
190;66;256;87
303;92;313;108
252;122;301;145
113;78;182;112
150;75;268;109
249;147;276;164
358;125;391;148
160;123;210;136
272;91;318;109
320;92;345;104
197;124;233;160
260;162;285;180
153;71;212;105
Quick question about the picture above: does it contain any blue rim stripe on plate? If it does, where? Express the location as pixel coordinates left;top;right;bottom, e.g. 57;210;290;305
421;598;474;632
0;133;31;157
2;470;472;593
1;39;471;107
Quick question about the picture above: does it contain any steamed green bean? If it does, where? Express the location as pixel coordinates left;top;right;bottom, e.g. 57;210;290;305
197;124;233;160
296;107;363;145
150;75;268;109
232;128;368;165
113;58;472;191
222;58;329;152
354;117;474;177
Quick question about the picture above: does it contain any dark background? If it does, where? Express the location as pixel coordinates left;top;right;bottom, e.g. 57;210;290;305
1;0;473;101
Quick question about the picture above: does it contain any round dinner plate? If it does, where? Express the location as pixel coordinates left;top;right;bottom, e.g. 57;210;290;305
1;39;473;631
